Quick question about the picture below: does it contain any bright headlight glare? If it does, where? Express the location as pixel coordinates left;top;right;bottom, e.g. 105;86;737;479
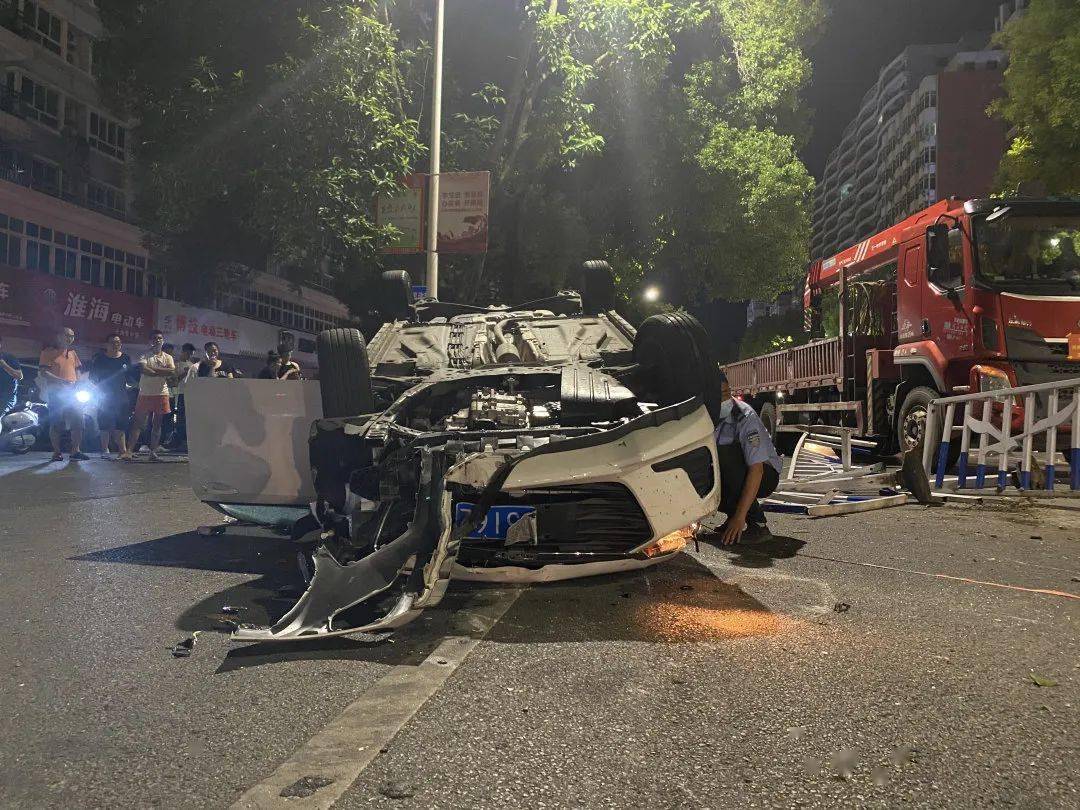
75;389;92;404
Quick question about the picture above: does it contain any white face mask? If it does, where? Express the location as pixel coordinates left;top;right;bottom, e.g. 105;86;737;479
719;398;734;419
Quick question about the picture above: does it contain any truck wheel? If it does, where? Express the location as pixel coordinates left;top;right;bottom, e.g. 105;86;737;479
317;328;374;418
580;260;616;314
634;312;725;419
379;270;414;321
897;386;959;472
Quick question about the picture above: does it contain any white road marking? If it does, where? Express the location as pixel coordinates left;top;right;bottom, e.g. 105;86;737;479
231;587;524;809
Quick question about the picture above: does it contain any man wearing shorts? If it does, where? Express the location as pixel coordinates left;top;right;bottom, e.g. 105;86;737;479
89;333;134;459
39;328;87;462
125;330;174;461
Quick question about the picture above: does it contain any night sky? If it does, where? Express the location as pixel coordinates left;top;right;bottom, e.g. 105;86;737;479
802;0;1004;178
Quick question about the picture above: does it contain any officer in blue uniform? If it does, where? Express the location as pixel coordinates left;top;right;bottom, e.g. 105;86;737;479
712;371;782;545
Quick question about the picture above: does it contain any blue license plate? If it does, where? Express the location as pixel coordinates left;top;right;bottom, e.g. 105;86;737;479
454;502;536;540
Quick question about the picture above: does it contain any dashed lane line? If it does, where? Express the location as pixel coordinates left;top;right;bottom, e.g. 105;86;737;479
230;586;524;810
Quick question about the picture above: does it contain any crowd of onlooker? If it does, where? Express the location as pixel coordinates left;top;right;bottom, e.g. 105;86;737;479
0;327;305;463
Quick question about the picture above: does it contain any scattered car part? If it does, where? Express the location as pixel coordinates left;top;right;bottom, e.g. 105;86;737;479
170;632;201;657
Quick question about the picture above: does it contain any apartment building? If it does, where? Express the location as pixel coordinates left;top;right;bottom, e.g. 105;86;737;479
0;0;348;368
809;1;1026;262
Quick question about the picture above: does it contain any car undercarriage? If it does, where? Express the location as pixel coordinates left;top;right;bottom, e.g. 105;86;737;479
188;275;727;643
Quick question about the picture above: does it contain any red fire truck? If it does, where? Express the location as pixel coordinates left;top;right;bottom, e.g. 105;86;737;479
724;197;1080;455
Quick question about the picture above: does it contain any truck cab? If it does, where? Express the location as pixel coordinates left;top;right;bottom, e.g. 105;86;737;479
727;197;1080;457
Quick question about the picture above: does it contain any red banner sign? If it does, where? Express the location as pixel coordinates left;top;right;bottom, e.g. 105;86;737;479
0;264;156;345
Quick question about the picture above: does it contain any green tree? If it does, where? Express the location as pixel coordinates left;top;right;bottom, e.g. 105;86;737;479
429;0;821;305
993;0;1080;194
96;1;422;304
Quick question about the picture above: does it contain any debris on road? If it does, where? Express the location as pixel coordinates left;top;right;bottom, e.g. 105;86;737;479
833;602;851;613
829;748;859;780
220;605;246;615
170;631;201;658
379;781;417;800
279;775;335;799
889;744;917;766
1029;673;1058;687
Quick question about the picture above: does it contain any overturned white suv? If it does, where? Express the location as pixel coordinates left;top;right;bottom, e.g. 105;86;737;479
187;264;726;642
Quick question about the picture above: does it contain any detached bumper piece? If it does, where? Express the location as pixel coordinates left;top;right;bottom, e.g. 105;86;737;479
232;452;452;642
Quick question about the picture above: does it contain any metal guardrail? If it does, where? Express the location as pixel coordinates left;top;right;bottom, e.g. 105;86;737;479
923;378;1080;492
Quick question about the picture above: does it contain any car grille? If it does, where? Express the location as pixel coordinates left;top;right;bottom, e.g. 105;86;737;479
456;482;653;555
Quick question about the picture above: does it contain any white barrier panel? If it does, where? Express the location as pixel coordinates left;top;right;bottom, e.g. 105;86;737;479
923;378;1080;492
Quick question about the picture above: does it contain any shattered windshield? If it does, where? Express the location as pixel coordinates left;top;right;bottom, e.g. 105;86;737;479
973;214;1080;295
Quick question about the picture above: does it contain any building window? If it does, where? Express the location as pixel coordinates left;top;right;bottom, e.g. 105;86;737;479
25;236;49;272
29;156;60;195
126;268;143;296
65;24;92;72
87;182;126;217
88;112;126;160
17;75;60;128
54;247;76;278
22;2;63;56
103;260;123;290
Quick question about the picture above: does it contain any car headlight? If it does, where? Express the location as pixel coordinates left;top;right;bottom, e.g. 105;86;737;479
74;388;93;404
977;367;1011;393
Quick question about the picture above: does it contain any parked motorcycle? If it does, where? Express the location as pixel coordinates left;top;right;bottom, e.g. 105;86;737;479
0;399;45;454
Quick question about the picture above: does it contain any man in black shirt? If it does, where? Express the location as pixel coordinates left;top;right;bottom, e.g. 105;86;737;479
0;334;23;417
196;342;236;378
257;350;282;379
88;333;134;459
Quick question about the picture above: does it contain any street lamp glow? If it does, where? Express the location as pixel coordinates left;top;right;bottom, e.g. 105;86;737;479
643;286;661;303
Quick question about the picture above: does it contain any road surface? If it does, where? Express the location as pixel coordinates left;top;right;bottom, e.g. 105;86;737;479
0;453;1076;808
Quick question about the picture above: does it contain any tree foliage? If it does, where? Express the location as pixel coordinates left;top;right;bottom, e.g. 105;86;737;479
993;0;1080;195
432;0;821;305
99;0;820;310
96;1;422;303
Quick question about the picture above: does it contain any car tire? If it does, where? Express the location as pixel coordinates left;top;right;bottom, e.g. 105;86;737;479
897;386;959;472
379;270;414;321
634;312;725;419
758;401;777;437
317;328;374;418
580;260;616;314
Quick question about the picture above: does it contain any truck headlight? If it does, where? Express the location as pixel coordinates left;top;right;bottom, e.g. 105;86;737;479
976;367;1010;393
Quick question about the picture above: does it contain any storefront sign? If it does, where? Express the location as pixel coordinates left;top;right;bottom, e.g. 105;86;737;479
377;175;425;254
156;299;317;363
0;264;154;345
438;171;489;254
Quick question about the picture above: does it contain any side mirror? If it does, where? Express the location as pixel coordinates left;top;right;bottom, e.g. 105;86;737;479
927;224;950;276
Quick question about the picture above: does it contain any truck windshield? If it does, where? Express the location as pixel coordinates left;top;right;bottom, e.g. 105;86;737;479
973;214;1080;295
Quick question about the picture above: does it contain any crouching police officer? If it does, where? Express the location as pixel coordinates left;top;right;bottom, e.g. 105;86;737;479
712;371;782;545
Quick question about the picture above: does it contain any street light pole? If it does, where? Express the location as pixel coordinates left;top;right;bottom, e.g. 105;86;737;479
425;0;445;300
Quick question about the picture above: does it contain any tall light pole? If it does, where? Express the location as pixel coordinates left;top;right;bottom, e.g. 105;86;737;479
425;0;445;299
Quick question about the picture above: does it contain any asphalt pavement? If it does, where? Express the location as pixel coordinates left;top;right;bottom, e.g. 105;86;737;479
0;452;1077;809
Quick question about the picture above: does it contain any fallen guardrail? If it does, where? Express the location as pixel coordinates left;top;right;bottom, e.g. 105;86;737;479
923;377;1080;493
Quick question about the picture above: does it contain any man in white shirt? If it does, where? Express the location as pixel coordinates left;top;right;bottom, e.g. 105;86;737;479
124;330;175;461
167;342;197;451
